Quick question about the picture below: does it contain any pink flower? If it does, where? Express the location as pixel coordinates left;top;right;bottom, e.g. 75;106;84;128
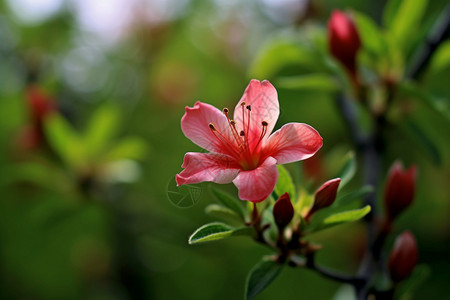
176;80;323;202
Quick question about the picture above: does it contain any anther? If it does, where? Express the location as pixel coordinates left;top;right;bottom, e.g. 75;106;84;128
246;105;252;111
262;121;268;126
240;131;245;136
223;108;229;114
209;123;216;131
241;102;246;106
230;120;236;125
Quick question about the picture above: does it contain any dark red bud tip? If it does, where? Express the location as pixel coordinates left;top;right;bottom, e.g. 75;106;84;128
26;85;56;124
273;192;294;229
328;10;361;74
388;230;418;282
314;177;341;208
384;161;417;221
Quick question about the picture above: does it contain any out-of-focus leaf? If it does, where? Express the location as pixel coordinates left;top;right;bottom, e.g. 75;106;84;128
0;162;69;192
426;40;450;74
295;188;314;216
188;222;252;244
400;119;442;165
335;151;356;190
276;74;338;92
248;39;321;79
274;165;296;200
335;185;373;207
353;12;386;57
245;258;283;300
84;105;121;158
104;137;148;162
382;0;428;50
44;113;85;168
333;284;357;300
423;41;450;97
205;204;242;223
399;82;450;123
210;188;246;220
394;264;430;300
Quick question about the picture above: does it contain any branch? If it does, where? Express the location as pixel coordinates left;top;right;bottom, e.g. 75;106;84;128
290;254;364;286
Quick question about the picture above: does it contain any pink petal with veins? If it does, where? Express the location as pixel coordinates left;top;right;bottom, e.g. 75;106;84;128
176;152;240;185
233;80;279;148
181;101;234;154
265;123;323;164
232;156;278;202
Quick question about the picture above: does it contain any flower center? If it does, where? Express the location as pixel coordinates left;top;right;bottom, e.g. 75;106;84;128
209;102;268;170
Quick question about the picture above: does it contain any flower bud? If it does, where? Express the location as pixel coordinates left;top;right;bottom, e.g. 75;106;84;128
388;230;418;282
307;178;341;220
328;10;361;76
384;161;417;221
273;193;294;229
26;84;55;125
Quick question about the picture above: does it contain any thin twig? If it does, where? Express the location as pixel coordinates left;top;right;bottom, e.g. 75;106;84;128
290;254;364;286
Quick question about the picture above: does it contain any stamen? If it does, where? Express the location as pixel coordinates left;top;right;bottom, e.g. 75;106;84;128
208;122;240;157
254;121;268;148
240;131;245;136
246;105;251;148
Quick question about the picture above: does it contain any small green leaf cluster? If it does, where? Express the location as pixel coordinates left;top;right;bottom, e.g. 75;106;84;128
43;106;148;193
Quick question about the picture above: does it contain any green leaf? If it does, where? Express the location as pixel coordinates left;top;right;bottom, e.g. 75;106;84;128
276;74;338;92
399;82;450;123
44;113;85;168
248;39;321;79
335;151;356;190
188;222;252;244
204;204;242;223
274;165;296;200
307;205;371;233
323;205;371;225
400;119;442;165
353;12;387;57
335;186;374;207
245;258;283;300
84;105;121;158
104;137;148;162
383;0;428;50
423;41;450;97
210;188;246;220
394;264;430;300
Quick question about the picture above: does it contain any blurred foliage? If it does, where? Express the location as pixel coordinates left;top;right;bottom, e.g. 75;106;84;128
0;0;449;299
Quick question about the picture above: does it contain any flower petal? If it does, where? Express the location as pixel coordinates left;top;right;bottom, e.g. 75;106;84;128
233;80;279;148
232;156;278;202
265;123;323;164
176;152;240;185
181;101;234;153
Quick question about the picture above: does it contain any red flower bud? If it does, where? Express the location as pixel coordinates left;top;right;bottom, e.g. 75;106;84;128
328;10;361;77
306;178;341;220
273;193;294;229
26;85;55;125
384;161;417;221
388;230;418;282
